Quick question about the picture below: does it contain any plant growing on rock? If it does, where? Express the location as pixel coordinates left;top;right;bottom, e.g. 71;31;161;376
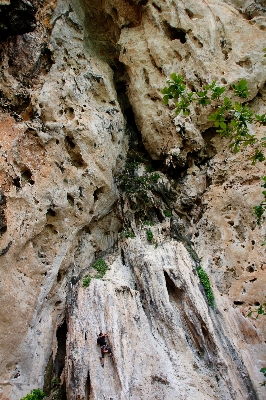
162;73;266;226
82;274;91;288
146;228;154;243
52;377;60;387
20;389;46;400
260;367;266;386
117;161;160;212
120;229;135;239
82;258;109;288
248;299;266;384
163;209;172;218
92;258;109;279
143;220;154;226
196;266;215;308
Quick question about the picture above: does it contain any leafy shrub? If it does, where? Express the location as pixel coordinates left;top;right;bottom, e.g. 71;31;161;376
248;299;266;318
20;389;46;400
82;274;91;287
143;220;153;226
162;73;266;228
146;229;154;243
52;377;60;386
82;258;109;288
92;258;109;279
163;209;172;218
117;162;160;211
120;229;135;239
196;266;215;308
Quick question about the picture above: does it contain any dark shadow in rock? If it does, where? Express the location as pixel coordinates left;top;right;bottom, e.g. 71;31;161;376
0;190;7;236
0;0;37;38
162;21;187;43
54;321;67;379
85;370;91;400
65;135;87;168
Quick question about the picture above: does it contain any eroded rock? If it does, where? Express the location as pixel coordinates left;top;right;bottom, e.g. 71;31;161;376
0;0;266;399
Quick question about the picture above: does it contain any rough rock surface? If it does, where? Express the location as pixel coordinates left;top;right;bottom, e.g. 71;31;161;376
0;0;266;399
67;239;258;399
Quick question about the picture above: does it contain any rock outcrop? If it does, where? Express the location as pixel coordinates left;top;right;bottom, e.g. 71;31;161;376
0;0;266;399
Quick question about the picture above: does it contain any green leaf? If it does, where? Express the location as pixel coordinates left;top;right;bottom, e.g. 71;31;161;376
163;95;169;105
232;79;249;98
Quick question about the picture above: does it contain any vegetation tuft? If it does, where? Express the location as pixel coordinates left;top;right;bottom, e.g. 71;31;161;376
120;229;136;239
143;220;154;226
163;209;172;218
117;151;160;211
82;258;109;288
146;228;154;243
162;72;266;232
196;266;215;308
92;258;109;279
82;274;91;288
20;389;46;400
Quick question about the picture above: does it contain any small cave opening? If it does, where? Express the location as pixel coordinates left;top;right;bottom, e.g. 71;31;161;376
162;21;187;43
164;270;183;304
234;300;245;306
85;370;91;400
65;135;75;149
64;135;86;168
93;186;105;202
21;169;35;185
67;193;74;207
13;176;21;188
47;208;56;217
54;321;67;380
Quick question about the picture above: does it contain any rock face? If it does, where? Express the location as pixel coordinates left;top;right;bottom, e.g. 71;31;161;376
67;239;257;399
0;0;266;399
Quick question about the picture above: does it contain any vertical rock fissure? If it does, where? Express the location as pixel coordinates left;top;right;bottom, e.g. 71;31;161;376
84;370;91;400
54;321;67;383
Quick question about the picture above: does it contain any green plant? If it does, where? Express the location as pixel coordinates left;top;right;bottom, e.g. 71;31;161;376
143;220;154;226
146;228;154;243
82;258;109;288
82;274;91;287
196;266;215;308
52;377;60;386
163;209;172;218
247;300;266;385
20;389;46;400
63;177;68;183
92;258;109;279
117;162;160;212
145;165;154;172
120;229;136;239
260;368;266;386
162;73;266;228
248;298;266;318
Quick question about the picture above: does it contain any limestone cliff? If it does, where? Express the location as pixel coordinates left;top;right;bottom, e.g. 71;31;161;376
0;0;266;399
